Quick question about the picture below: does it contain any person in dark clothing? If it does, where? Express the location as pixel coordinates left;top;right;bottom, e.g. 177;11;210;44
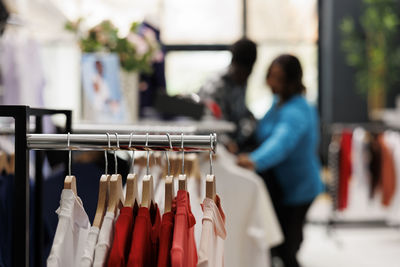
198;38;258;154
237;54;323;267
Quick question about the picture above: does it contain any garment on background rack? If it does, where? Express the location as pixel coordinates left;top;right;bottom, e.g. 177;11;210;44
378;134;396;206
338;130;352;211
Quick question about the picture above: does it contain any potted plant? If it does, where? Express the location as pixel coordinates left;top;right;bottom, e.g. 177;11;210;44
340;0;400;118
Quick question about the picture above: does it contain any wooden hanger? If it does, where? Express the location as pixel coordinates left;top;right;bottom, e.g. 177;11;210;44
93;174;110;228
64;133;77;195
125;173;138;207
141;174;154;208
164;133;175;212
125;134;139;208
107;174;124;215
206;174;216;201
64;175;77;196
206;134;216;201
178;134;187;191
165;175;174;212
107;133;124;215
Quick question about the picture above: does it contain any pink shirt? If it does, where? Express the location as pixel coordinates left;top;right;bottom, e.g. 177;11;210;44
197;195;226;267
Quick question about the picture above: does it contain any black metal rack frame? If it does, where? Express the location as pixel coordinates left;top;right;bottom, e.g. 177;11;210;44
0;105;72;267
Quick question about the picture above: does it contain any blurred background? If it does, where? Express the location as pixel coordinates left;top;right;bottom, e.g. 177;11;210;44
1;0;400;267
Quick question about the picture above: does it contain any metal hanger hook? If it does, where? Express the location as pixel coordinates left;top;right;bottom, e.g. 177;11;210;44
146;133;150;175
105;132;110;175
181;133;184;175
165;133;172;176
129;132;135;172
114;133;119;174
67;132;71;176
209;133;214;175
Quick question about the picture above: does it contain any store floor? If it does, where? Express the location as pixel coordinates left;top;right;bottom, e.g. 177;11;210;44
298;196;400;267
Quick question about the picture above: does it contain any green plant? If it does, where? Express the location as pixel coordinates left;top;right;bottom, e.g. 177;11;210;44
65;19;160;73
340;0;400;108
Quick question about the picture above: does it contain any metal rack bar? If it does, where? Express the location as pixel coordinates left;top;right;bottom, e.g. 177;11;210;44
27;133;217;152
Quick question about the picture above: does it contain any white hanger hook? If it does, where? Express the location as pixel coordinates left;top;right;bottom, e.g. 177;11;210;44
165;133;172;176
209;134;214;175
105;132;110;175
129;132;135;172
146;133;150;175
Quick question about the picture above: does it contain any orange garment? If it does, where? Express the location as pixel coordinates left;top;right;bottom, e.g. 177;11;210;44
378;134;396;206
171;190;197;267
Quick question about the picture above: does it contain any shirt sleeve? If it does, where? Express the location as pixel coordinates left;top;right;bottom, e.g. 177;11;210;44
250;105;308;172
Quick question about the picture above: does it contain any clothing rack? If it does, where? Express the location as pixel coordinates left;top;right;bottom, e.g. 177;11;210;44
324;122;399;231
0;105;218;267
0;105;72;267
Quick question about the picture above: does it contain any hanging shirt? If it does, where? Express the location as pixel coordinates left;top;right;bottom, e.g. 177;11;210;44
127;204;161;267
93;211;117;267
338;130;352;210
107;205;138;267
385;131;400;224
378;134;396;206
197;195;227;267
171;190;197;267
47;189;90;267
80;226;100;267
157;211;175;267
200;146;283;267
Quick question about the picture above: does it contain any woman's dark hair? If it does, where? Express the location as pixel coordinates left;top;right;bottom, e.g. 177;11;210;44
267;54;305;102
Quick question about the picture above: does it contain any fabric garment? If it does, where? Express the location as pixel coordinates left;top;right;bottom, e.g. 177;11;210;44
198;70;257;152
328;136;340;211
127;204;161;267
346;128;372;215
270;201;312;267
157;211;175;267
171;190;197;267
107;205;138;267
250;95;323;205
80;226;100;267
200;146;283;267
378;134;396;206
385;131;400;224
197;196;226;267
338;131;352;210
368;134;382;199
93;211;117;267
47;189;90;267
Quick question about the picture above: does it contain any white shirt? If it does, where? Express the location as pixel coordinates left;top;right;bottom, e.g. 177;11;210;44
199;146;283;267
47;189;90;267
197;196;227;267
80;226;100;267
93;211;117;267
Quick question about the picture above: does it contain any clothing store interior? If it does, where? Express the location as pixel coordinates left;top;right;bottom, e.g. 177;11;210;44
1;0;400;267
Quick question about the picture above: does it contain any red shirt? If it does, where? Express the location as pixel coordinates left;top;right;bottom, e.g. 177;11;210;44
127;203;161;267
107;204;138;267
157;211;175;267
339;131;352;210
171;190;197;267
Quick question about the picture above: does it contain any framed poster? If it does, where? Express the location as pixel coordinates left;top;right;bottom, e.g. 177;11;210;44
81;53;127;122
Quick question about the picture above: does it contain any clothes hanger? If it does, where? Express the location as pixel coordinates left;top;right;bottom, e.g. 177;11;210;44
107;133;124;215
206;134;216;201
178;133;187;191
7;153;15;175
141;133;154;208
93;133;111;229
64;133;77;195
124;132;139;208
164;133;175;213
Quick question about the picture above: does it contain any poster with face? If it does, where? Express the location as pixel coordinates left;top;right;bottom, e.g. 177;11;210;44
81;53;128;123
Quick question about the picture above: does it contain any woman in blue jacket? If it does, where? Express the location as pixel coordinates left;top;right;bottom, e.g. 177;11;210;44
237;54;323;267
